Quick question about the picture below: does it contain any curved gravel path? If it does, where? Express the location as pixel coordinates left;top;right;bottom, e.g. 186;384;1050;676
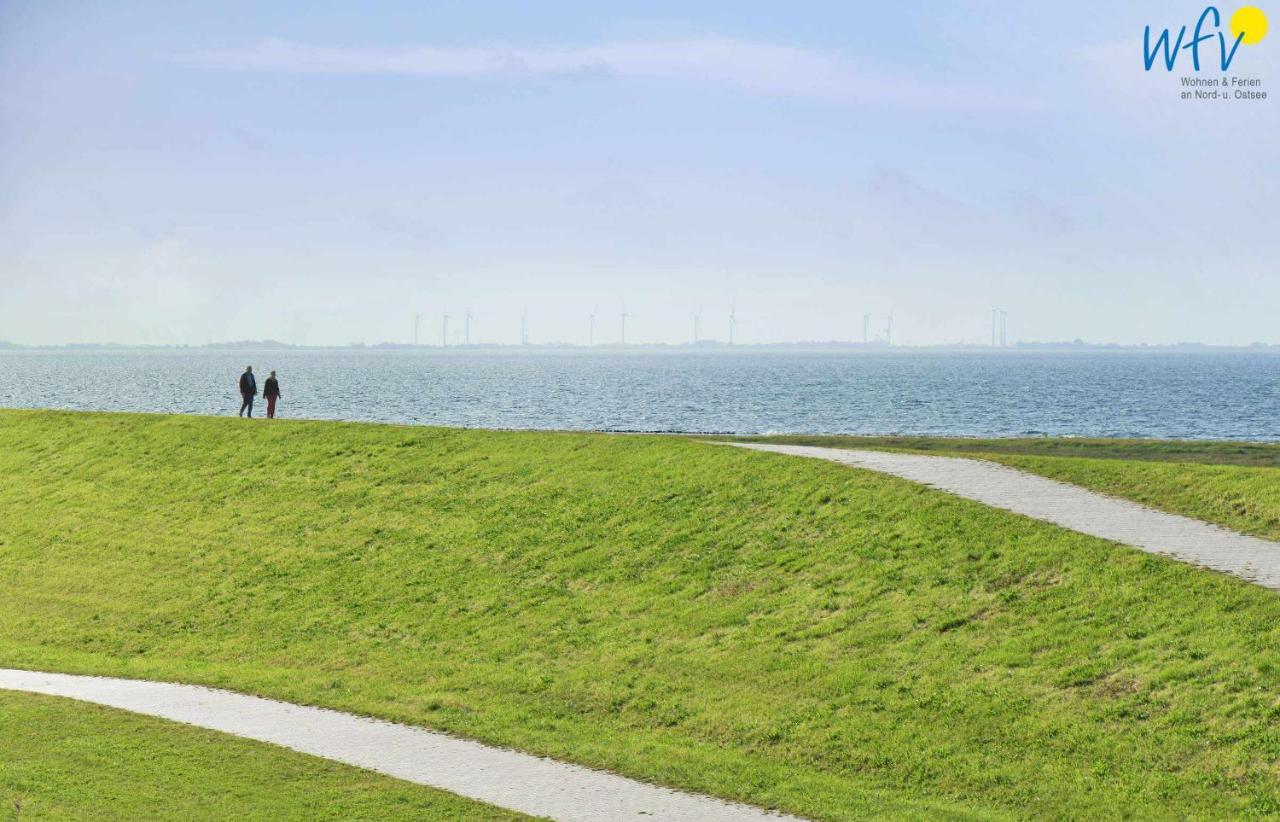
0;669;800;822
729;443;1280;590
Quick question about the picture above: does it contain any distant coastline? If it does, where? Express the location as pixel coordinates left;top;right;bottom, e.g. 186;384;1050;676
4;340;1280;353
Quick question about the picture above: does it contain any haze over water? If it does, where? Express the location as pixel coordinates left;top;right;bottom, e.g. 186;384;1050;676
1;348;1276;440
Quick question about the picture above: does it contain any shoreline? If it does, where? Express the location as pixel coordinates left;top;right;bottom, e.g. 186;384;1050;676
3;406;1280;445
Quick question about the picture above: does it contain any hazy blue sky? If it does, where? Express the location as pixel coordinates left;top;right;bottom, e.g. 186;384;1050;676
1;1;1276;346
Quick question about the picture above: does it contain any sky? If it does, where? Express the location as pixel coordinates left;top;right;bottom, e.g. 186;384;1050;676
1;1;1277;347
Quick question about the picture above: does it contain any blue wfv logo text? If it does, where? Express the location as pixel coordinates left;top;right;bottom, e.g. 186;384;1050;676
1144;6;1269;71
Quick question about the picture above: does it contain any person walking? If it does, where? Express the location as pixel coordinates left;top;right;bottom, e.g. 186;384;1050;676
238;366;257;418
263;370;282;419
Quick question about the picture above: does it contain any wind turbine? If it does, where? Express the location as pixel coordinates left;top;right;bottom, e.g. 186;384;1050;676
464;309;473;346
621;310;635;345
589;307;597;347
441;312;449;348
885;311;894;347
729;304;737;346
694;310;702;344
862;313;871;344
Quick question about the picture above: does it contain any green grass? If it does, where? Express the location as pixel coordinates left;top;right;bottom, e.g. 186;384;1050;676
0;690;526;820
729;434;1280;541
5;410;1280;818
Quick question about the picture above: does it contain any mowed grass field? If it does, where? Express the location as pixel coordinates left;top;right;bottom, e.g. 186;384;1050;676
730;434;1280;541
5;410;1280;818
0;691;527;820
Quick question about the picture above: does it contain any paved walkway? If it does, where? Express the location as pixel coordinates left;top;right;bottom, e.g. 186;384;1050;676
729;443;1280;591
0;669;799;822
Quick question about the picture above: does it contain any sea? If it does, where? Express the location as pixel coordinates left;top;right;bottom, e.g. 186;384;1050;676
0;348;1276;440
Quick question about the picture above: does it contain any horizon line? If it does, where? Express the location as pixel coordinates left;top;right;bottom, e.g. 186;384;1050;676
4;340;1279;353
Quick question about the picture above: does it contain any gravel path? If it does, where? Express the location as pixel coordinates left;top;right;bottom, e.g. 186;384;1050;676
729;443;1280;591
0;669;800;822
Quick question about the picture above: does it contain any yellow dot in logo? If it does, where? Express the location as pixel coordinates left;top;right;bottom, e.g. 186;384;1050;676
1231;6;1269;44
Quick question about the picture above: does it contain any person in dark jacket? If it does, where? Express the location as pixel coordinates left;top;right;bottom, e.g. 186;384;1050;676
263;370;282;419
238;366;257;418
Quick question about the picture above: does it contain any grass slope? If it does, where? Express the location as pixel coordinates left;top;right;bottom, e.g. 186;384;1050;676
4;410;1280;818
732;434;1280;541
0;690;525;820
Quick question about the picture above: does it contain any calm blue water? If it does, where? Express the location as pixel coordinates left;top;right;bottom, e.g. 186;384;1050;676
0;348;1276;439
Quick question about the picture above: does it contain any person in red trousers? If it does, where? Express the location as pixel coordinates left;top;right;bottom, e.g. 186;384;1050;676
263;370;282;419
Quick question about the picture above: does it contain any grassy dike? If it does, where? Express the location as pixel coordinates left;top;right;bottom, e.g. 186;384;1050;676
4;410;1280;818
727;435;1280;541
0;691;527;820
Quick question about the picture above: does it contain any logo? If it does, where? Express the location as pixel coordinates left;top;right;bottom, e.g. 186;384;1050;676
1144;6;1269;71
